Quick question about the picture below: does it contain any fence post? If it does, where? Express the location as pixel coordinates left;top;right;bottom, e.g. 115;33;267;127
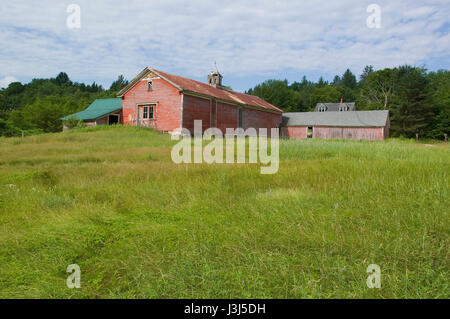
415;133;419;142
21;131;24;139
445;133;448;143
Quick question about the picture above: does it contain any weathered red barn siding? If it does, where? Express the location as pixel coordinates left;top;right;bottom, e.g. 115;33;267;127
313;127;343;139
182;96;281;134
182;94;211;133
243;108;282;133
281;126;308;139
121;78;181;131
343;127;384;140
96;117;108;125
216;101;238;133
313;126;385;140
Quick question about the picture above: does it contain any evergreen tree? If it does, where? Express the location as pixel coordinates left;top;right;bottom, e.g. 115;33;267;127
341;69;357;89
360;65;374;83
332;75;341;86
390;66;433;137
426;70;450;139
289;76;315;111
317;77;326;88
109;75;129;92
55;72;70;85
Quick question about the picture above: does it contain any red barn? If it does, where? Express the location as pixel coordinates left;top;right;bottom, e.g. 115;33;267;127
116;67;283;134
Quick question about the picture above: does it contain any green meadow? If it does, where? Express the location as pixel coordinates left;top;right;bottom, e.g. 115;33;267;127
0;126;448;298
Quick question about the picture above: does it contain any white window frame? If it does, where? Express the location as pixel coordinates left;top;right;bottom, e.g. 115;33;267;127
140;104;156;120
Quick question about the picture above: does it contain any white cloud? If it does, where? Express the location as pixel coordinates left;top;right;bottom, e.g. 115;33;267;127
0;76;18;89
0;0;448;91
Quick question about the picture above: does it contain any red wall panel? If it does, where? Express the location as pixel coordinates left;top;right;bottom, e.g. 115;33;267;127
243;108;282;133
313;126;385;140
182;94;211;133
282;126;308;139
216;101;238;133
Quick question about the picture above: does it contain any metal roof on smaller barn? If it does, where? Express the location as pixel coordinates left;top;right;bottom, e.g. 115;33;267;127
283;110;389;127
61;98;122;121
314;102;356;112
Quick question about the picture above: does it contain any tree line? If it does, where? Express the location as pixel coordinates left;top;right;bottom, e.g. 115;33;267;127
0;73;128;136
246;65;449;139
0;66;448;139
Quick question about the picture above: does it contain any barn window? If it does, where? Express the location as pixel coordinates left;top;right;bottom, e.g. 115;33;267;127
143;106;148;119
149;106;154;119
142;105;155;119
147;80;153;91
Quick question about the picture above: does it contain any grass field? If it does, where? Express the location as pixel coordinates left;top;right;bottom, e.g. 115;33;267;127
0;125;448;298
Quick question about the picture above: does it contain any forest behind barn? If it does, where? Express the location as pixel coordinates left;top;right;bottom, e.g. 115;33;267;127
0;65;448;140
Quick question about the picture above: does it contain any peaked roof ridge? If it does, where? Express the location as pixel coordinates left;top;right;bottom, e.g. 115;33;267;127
118;67;282;113
151;68;254;97
151;67;224;91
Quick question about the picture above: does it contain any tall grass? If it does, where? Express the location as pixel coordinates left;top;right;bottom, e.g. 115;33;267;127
0;126;448;298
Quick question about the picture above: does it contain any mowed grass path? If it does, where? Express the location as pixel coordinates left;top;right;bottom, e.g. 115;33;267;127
0;126;448;298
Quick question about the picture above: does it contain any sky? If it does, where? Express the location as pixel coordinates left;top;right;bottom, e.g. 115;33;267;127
0;0;449;92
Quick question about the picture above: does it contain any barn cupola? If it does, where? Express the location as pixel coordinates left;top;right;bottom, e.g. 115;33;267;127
207;63;223;89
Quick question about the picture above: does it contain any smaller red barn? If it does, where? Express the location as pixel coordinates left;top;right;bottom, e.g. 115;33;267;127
281;110;390;141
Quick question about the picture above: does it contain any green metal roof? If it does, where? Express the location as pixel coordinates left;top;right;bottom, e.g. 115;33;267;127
283;110;389;127
62;98;122;121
